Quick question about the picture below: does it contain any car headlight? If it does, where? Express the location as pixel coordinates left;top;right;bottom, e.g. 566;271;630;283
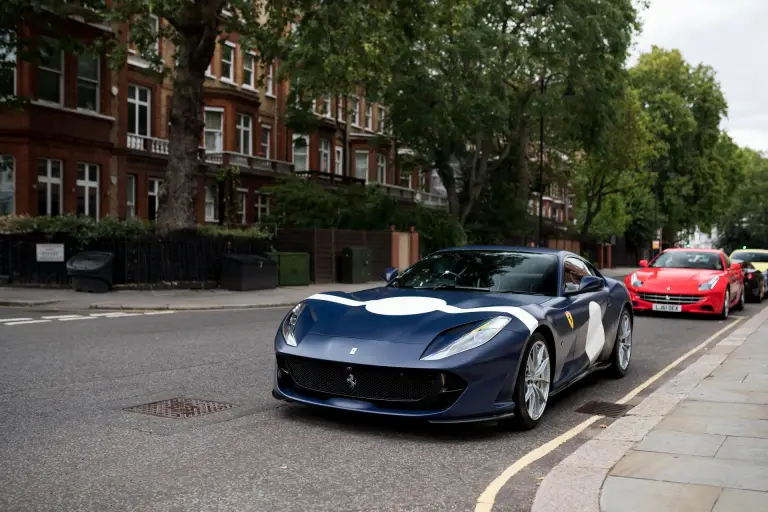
282;303;306;346
630;272;643;288
421;316;512;361
698;276;720;291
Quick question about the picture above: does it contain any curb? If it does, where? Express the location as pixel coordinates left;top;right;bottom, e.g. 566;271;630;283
530;307;768;512
88;302;297;311
0;299;61;307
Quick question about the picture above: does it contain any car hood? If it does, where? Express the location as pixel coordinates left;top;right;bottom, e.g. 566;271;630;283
300;286;546;344
631;268;722;292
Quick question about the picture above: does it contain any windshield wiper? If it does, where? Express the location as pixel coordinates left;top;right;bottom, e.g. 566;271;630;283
415;284;491;291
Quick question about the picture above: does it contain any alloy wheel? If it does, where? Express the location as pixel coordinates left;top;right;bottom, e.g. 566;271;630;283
524;340;551;421
723;290;730;318
618;312;632;370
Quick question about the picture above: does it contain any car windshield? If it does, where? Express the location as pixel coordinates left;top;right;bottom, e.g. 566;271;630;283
649;251;723;270
731;251;768;263
388;250;560;296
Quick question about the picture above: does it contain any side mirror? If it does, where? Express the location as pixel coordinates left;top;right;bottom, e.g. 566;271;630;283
578;276;605;294
730;262;742;271
639;260;648;268
382;267;399;282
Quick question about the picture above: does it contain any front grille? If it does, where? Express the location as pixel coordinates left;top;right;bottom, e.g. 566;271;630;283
279;355;451;402
638;292;703;305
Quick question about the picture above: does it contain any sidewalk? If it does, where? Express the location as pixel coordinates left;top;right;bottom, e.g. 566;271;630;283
0;282;382;311
532;306;768;512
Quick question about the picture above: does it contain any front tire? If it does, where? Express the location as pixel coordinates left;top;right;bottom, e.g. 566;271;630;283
511;333;551;430
719;289;730;319
608;308;633;378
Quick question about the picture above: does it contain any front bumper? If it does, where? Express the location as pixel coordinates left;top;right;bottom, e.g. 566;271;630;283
272;332;529;423
627;289;724;315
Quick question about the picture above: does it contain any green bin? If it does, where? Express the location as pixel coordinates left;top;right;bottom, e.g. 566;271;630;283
267;252;311;286
340;246;372;284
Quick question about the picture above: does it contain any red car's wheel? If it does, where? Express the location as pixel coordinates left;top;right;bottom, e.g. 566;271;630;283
719;289;730;319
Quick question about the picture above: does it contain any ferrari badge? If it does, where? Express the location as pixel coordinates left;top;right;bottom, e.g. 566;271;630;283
565;311;574;329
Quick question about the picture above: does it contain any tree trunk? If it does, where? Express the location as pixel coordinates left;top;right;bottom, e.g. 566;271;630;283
156;28;217;235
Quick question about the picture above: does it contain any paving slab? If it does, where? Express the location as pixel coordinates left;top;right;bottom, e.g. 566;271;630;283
610;451;768;492
601;476;722;512
673;400;768;420
560;440;636;470
595;415;664;442
657;413;768;438
636;430;725;457
626;392;687;417
715;436;768;463
531;465;606;512
687;381;768;404
711;489;768;512
743;373;768;384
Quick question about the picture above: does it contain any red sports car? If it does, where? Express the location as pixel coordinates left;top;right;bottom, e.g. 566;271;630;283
624;248;745;318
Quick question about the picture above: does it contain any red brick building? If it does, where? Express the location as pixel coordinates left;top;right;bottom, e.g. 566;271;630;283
0;13;446;225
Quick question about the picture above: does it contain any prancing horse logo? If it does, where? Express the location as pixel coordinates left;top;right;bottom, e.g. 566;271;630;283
346;374;357;389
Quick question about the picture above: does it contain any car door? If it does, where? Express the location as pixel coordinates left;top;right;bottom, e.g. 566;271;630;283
557;257;610;383
723;253;743;303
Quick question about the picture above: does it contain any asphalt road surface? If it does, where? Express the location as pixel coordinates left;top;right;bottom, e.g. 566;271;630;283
0;302;760;512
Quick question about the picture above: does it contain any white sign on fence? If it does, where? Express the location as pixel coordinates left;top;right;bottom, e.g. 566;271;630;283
36;243;65;263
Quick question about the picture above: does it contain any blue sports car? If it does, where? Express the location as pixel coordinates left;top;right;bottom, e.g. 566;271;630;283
272;246;634;429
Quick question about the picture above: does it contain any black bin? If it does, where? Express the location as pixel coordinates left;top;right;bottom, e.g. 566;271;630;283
220;254;278;291
66;251;115;293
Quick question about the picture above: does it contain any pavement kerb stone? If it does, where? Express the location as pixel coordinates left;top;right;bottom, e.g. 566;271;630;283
0;299;61;307
530;305;768;512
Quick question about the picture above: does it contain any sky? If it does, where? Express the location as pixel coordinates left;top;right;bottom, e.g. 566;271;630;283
630;0;768;153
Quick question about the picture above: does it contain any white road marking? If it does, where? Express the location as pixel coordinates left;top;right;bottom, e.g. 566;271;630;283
42;315;83;320
5;319;52;326
0;318;32;322
142;311;176;315
58;316;97;322
474;316;745;512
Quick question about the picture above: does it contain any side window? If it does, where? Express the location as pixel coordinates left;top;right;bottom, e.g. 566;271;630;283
563;257;592;293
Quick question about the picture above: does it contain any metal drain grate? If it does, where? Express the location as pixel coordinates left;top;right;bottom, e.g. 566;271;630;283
124;398;237;419
575;400;633;417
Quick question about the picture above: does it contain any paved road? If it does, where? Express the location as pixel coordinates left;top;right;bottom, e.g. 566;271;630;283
0;302;759;511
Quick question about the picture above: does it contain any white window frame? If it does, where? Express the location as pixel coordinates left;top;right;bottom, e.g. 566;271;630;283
260;124;272;158
336;96;344;122
334;146;343;175
37;158;63;216
2;33;16;96
319;139;331;174
0;155;15;215
236;113;253;155
378;106;385;132
127;84;151;136
237;187;247;224
221;41;235;83
148;178;163;219
365;103;373;130
38;43;64;105
292;134;309;172
354;150;368;182
323;96;331;118
243;51;256;89
76;162;100;220
376;153;386;183
150;14;160;55
205;183;219;222
264;62;274;97
125;174;136;218
254;192;270;222
352;97;360;126
203;107;224;152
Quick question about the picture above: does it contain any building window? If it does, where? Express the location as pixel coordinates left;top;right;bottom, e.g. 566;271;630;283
205;184;219;222
76;163;100;220
0;155;14;214
320;139;331;173
237;188;247;224
352;97;360;126
323;96;331;117
264;63;274;96
236;113;252;155
376;154;386;183
37;158;62;216
203;108;223;152
76;54;99;111
149;14;160;54
127;85;150;136
37;40;63;104
334;146;343;175
378;106;385;132
243;52;255;88
125;174;136;218
336;96;343;121
260;125;272;158
254;192;270;222
292;134;309;172
148;178;163;221
1;33;16;97
221;41;235;82
365;103;373;130
355;150;368;181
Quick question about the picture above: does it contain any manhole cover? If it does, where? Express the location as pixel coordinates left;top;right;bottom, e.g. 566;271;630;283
124;398;237;419
575;400;632;417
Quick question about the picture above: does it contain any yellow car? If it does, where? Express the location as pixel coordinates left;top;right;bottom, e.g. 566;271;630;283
729;248;768;302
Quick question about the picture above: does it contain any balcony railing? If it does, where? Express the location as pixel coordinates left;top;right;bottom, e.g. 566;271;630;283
202;151;293;173
127;134;169;155
295;170;366;186
416;191;449;209
375;183;417;201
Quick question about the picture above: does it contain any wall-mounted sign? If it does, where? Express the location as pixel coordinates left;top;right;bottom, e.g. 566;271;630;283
36;243;65;263
652;240;660;250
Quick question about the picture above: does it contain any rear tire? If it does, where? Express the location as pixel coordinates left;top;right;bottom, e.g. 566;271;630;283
511;332;551;430
608;308;632;379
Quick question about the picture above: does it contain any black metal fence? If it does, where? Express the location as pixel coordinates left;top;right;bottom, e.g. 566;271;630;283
0;234;272;286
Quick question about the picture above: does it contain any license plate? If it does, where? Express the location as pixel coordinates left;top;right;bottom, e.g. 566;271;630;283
652;303;682;312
